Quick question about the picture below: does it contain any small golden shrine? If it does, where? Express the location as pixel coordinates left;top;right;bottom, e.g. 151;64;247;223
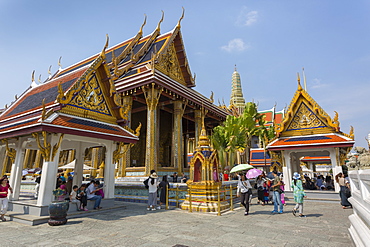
181;122;229;212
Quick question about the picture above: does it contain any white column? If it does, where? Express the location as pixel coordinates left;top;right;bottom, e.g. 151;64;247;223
282;150;292;192
103;141;115;199
329;147;341;192
36;134;62;206
9;138;26;200
73;142;85;188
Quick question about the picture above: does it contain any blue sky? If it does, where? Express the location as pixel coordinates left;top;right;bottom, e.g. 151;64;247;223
1;0;369;148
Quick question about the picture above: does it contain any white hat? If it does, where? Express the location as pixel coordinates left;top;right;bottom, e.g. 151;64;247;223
293;172;300;180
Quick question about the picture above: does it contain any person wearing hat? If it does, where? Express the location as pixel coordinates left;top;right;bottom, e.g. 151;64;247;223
291;172;307;217
147;172;160;211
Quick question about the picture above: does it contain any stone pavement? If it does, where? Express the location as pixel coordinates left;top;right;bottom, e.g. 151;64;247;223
0;199;354;247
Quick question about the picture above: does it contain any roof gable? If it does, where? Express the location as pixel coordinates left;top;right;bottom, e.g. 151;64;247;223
275;83;342;137
57;52;122;124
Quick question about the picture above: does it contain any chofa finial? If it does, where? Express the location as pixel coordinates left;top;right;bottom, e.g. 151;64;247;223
58;56;62;70
177;7;185;28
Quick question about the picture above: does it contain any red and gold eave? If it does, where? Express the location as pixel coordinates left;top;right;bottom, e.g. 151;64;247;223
267;133;354;151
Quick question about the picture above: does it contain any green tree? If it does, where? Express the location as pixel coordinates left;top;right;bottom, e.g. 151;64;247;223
239;102;265;164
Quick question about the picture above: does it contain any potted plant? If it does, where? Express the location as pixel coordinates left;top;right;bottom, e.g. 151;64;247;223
48;188;69;226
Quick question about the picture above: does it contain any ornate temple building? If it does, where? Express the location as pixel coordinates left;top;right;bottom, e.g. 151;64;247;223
0;12;229;214
267;79;355;191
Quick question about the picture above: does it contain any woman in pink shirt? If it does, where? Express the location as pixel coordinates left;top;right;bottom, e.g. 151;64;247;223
0;176;13;221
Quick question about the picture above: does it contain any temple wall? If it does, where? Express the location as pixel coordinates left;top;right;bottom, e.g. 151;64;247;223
347;169;370;246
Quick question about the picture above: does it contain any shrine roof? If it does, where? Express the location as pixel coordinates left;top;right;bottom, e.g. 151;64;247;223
267;133;354;150
0;68;87;120
0;113;138;143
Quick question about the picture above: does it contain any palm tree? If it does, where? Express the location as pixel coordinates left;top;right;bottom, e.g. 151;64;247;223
212;115;246;170
239;102;264;164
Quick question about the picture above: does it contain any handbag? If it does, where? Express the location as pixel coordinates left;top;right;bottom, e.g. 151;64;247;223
276;188;284;194
344;186;351;198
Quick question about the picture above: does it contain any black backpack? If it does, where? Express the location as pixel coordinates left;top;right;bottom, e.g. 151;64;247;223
143;177;149;189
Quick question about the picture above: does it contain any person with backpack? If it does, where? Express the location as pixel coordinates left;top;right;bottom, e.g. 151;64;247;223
147;172;160;211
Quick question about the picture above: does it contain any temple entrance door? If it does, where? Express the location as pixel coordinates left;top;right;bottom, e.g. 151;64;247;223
193;159;201;182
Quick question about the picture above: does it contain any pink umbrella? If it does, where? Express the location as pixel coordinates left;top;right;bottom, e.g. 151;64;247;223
246;168;263;179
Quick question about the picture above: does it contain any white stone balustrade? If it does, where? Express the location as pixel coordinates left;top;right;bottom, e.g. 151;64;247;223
348;169;370;247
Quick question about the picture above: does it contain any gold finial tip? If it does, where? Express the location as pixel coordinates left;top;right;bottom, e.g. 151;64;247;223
177;7;185;27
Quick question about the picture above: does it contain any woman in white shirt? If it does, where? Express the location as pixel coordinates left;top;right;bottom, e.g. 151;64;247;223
237;174;253;216
147;173;160;211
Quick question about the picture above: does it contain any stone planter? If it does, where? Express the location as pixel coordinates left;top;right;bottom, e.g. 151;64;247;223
48;201;69;226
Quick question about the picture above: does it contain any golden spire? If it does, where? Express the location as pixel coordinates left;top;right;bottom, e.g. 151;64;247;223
297;72;302;91
38;74;42;83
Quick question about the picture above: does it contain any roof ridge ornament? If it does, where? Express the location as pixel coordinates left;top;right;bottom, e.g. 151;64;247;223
139;14;147;35
31;70;38;88
176;7;185;28
101;34;109;56
58;56;62;71
48;65;52;79
156;10;164;32
297;72;302;91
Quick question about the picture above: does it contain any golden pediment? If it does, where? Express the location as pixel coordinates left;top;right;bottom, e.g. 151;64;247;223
155;43;186;85
287;102;327;131
276;85;340;137
69;74;111;116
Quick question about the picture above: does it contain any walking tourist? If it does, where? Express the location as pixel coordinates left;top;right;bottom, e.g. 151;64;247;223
0;176;13;221
77;184;88;211
86;180;102;210
237;174;252;216
280;180;286;206
291;172;307;217
147;172;160;211
271;171;283;214
159;175;169;209
335;172;352;209
256;175;266;205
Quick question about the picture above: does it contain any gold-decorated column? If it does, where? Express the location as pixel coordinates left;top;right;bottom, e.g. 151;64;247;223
172;100;185;174
143;83;161;176
119;95;132;177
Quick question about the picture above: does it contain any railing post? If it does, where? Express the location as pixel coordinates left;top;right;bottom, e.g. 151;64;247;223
188;188;192;213
165;184;169;210
230;184;233;211
176;185;179;208
217;186;221;216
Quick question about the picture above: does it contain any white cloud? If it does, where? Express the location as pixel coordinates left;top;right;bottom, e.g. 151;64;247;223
310;78;329;89
221;38;249;52
237;7;258;26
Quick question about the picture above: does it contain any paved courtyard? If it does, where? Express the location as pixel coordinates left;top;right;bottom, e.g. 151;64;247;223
0;200;354;247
